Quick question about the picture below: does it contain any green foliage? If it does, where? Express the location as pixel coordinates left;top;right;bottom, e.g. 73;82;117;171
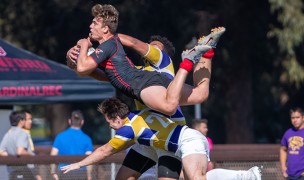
282;57;304;88
268;0;304;86
0;0;92;62
2;0;303;144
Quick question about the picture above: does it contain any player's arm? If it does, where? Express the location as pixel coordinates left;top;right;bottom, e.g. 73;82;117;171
279;146;288;177
66;45;108;81
118;34;165;66
118;34;149;57
61;143;118;173
66;46;78;67
75;38;97;76
85;151;93;180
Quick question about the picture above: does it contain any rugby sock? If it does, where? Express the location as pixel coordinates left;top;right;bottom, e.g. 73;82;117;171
207;169;247;180
179;59;193;72
202;49;214;59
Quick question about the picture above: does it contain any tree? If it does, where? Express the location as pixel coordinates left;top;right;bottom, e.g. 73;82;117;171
2;0;303;144
268;0;304;87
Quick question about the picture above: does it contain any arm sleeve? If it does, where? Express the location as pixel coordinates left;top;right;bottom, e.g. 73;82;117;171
207;137;213;151
108;126;135;151
16;132;30;149
52;135;61;150
90;40;117;65
85;136;94;152
143;45;163;65
0;135;7;151
143;45;175;80
280;131;288;147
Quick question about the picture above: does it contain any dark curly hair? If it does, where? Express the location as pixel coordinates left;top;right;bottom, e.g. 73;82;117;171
98;97;130;120
149;35;175;58
91;4;119;34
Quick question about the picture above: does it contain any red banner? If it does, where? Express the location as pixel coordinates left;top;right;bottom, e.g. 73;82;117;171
0;57;53;73
0;85;62;97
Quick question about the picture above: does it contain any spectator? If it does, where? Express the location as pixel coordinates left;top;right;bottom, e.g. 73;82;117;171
0;111;36;179
50;110;94;180
280;107;304;180
21;110;34;153
191;118;214;170
21;110;42;180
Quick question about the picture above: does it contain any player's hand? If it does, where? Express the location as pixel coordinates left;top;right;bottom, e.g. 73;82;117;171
87;37;93;47
77;38;92;48
66;45;79;69
61;163;81;174
67;45;80;59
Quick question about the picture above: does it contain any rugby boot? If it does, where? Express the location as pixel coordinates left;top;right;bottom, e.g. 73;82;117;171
198;26;226;48
181;44;212;64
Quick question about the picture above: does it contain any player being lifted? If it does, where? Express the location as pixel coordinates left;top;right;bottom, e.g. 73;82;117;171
66;4;223;116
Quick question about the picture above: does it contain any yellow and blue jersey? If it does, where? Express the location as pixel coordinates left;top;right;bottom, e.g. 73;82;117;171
135;45;186;125
142;45;175;80
108;109;185;153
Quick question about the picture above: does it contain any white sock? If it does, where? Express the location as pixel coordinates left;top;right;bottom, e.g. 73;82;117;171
207;168;247;180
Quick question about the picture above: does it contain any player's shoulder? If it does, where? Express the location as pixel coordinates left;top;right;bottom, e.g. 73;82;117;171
99;37;117;47
116;125;135;138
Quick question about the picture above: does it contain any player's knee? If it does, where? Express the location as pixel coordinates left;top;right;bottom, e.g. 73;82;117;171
199;90;209;102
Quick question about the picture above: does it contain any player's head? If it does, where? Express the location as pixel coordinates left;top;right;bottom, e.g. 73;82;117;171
149;35;175;58
98;97;130;129
9;111;25;126
91;4;119;34
69;110;84;128
191;118;209;136
290;107;304;130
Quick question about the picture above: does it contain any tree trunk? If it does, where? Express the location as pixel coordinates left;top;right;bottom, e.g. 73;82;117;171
46;104;71;139
225;78;253;143
219;0;259;143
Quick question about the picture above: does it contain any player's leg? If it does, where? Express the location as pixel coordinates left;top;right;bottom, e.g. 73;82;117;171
178;57;212;106
140;27;225;114
182;154;208;180
116;145;157;180
140;45;211;115
178;128;209;180
206;166;262;180
179;27;226;105
116;166;141;180
156;150;182;180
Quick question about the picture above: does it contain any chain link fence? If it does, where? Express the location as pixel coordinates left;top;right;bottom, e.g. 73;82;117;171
0;144;282;180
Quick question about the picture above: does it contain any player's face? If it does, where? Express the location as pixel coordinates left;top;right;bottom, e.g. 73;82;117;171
89;17;108;41
105;115;123;130
291;111;304;130
24;112;32;130
150;41;164;51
